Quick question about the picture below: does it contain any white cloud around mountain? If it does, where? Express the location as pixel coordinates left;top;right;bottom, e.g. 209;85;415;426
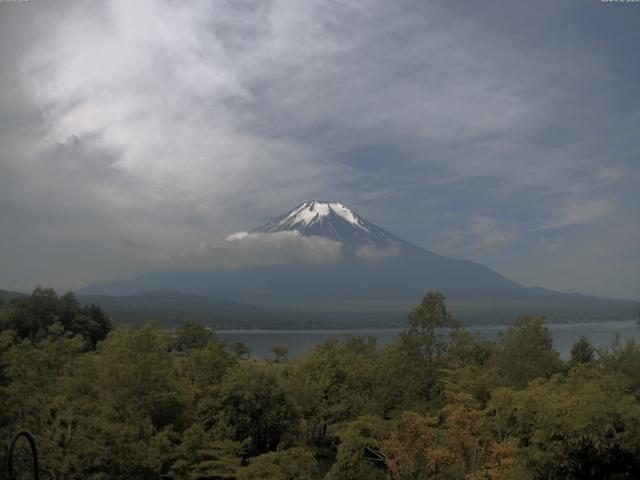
191;231;343;269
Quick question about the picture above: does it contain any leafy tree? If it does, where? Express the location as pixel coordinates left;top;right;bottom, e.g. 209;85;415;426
70;305;112;348
0;287;111;348
448;328;495;367
324;415;389;480
173;321;214;352
204;364;299;456
0;329;97;478
95;325;186;431
1;286;58;340
237;447;318;480
442;363;499;412
402;292;460;363
493;315;563;389
233;340;250;359
344;335;378;355
166;424;244;479
178;340;236;393
443;330;499;408
272;344;289;362
391;292;460;403
383;411;455;479
490;368;640;479
598;336;640;392
440;390;524;479
287;337;381;442
569;336;596;367
382;404;524;480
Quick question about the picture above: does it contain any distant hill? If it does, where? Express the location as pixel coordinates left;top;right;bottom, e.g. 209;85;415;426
0;289;28;303
2;287;636;329
77;291;406;330
76;291;637;328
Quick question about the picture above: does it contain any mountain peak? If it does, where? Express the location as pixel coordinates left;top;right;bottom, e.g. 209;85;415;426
279;201;369;232
252;201;400;247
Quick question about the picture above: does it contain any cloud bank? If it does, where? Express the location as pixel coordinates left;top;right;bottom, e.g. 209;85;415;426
0;0;638;298
211;231;342;269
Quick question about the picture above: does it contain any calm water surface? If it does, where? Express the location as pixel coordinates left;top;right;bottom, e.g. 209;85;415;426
218;320;639;359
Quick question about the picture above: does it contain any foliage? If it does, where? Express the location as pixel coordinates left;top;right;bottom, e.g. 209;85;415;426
233;341;250;359
237;447;318;480
395;292;460;402
324;415;389;480
286;337;382;443
97;326;186;431
490;367;640;479
493;315;563;389
2;289;640;479
173;321;215;351
0;287;111;348
167;424;244;479
569;336;596;367
598;336;640;392
382;400;524;480
203;364;299;456
383;411;454;479
272;344;289;362
178;339;236;393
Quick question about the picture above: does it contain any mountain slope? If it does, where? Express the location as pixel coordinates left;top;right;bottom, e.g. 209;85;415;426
78;201;638;323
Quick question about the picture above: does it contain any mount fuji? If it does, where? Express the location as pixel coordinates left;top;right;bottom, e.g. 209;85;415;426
252;201;400;249
78;201;638;325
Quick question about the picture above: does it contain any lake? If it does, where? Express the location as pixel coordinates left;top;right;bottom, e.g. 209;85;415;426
218;320;640;359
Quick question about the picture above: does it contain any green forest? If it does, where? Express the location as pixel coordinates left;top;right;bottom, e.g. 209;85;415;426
2;288;640;479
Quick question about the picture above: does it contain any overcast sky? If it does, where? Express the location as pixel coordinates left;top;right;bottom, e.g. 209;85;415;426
0;0;638;299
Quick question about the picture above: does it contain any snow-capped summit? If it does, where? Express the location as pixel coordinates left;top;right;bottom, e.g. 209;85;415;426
263;201;369;232
252;201;402;248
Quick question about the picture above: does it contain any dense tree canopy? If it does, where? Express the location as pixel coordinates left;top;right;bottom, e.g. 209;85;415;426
0;287;111;348
494;314;563;389
2;289;640;479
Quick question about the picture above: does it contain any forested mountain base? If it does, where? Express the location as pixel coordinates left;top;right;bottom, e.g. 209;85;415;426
2;289;640;479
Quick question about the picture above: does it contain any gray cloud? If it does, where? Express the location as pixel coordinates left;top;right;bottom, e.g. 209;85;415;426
0;0;638;298
533;197;617;232
202;231;343;269
355;243;400;262
431;216;522;257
